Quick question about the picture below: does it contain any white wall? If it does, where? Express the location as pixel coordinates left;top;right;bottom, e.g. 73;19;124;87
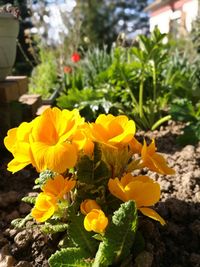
150;10;172;33
149;0;199;33
183;0;198;31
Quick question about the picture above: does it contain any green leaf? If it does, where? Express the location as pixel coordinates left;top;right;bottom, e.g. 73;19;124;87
93;143;102;164
177;121;200;145
77;155;94;184
48;247;93;267
170;98;197;122
94;161;110;185
77;144;110;185
35;169;57;187
11;214;32;229
22;196;36;205
67;208;98;256
41;222;68;234
93;200;138;267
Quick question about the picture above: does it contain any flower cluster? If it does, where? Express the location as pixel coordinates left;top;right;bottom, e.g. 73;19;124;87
4;107;175;235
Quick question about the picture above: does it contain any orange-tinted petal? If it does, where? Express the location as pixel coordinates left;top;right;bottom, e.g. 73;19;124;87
31;142;77;173
108;178;127;202
152;153;176;175
72;124;94;155
129;136;142;154
42;175;76;199
7;158;30;173
141;139;175;175
90;114;136;148
125;179;160;207
4;128;17;153
80;199;101;215
31;193;57;222
84;209;108;234
139;207;166;225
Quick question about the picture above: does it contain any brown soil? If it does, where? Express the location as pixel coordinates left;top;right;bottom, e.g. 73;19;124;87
0;121;200;267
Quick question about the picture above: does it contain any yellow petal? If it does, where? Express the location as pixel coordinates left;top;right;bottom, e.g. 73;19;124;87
42;175;76;199
31;205;56;222
16;121;34;141
125;179;160;207
109;120;135;144
80;199;101;215
139;207;166;225
95;114;114;126
120;173;135;186
72;125;94;155
4;128;17;153
31;193;57;222
129;137;142;154
32;113;58;145
108;178;127;202
84;209;108;233
141;139;175;175
7;159;30;173
152;153;175;175
91;123;110;143
31;142;77;173
147;139;156;155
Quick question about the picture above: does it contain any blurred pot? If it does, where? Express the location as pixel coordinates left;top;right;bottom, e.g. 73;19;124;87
0;13;19;81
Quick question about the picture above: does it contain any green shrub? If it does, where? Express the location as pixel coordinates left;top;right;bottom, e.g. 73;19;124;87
29;47;59;99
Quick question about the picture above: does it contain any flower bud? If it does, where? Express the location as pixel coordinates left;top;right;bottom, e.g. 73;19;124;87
84;209;108;234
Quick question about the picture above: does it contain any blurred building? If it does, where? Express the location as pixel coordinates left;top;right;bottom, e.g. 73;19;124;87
145;0;199;36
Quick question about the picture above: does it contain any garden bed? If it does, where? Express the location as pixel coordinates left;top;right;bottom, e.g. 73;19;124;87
0;121;200;267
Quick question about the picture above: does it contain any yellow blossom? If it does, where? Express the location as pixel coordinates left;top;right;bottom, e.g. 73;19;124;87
84;209;108;234
4;120;37;173
90;114;136;148
30;107;84;173
80;199;101;215
42;175;76;200
108;173;165;225
129;136;142;154
141;139;175;175
31;193;57;222
72;123;94;156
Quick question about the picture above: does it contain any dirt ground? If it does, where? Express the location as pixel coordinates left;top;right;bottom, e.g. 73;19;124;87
0;121;200;267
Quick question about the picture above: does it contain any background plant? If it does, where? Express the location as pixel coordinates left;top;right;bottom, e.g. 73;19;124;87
29;46;60;99
57;28;175;130
167;16;200;145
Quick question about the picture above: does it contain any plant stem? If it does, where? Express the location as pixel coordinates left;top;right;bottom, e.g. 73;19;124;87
150;60;157;125
151;115;171;131
120;68;138;107
139;73;144;118
152;60;157;104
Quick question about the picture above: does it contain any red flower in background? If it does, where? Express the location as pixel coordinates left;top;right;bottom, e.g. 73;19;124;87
63;66;72;73
71;52;80;63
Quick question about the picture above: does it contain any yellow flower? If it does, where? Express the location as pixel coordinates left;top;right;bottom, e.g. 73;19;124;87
84;209;108;234
108;173;165;225
42;175;76;200
30;107;84;173
72;123;94;156
141;139;175;175
4;121;37;173
80;199;101;215
90;114;136;147
31;193;57;222
129;136;142;154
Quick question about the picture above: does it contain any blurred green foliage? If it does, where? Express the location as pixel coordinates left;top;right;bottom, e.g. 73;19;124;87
29;48;59;99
